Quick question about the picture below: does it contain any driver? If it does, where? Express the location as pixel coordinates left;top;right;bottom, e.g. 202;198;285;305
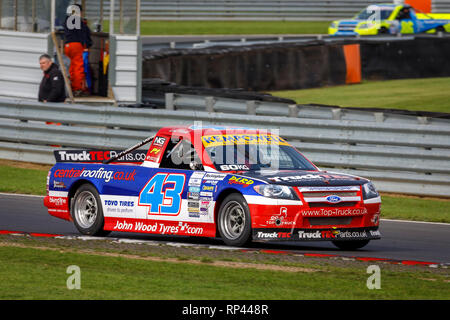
397;7;411;20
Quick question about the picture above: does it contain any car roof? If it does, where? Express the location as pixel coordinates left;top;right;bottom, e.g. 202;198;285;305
156;125;272;138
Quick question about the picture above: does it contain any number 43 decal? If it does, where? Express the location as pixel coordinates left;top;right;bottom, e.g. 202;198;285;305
138;173;185;215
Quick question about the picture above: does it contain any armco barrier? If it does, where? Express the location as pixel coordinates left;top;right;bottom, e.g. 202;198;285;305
0;98;449;197
165;93;450;126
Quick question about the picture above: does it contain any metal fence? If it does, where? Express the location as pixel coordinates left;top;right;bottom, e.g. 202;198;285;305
434;0;450;12
88;0;450;21
165;93;450;126
0;97;449;197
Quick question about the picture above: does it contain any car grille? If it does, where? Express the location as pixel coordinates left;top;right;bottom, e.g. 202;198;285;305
338;24;357;31
302;191;358;198
308;217;352;226
299;187;361;208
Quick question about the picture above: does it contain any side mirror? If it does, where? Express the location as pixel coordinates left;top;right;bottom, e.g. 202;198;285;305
189;161;202;171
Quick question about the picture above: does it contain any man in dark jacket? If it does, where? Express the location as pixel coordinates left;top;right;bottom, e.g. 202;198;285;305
38;54;66;103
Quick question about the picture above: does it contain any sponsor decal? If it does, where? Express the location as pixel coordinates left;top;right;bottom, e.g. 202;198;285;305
188;186;200;193
104;200;134;207
148;147;161;155
228;176;254;188
371;214;380;225
201;185;214;192
202;179;219;185
254;227;379;241
48;196;67;206
370;230;381;237
199;200;211;212
188;178;202;186
54;150;146;163
266;215;295;227
219;164;250;171
202;134;289;148
153;136;167;147
146;156;159;162
112;220;204;235
270;173;353;183
256;231;292;239
332;230;367;239
189;212;200;218
53;167;136;183
302;207;368;217
269;174;323;183
326;195;342;203
188;192;199;200
203;173;227;181
321;229;341;239
298;230;322;239
256;232;279;239
188;201;199;208
53;181;67;189
200;191;213;197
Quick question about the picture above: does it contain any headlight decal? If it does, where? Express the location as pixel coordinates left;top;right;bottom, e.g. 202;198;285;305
253;184;299;200
362;182;379;200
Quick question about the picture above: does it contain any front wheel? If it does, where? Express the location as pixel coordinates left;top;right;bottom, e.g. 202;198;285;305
332;240;370;250
217;193;252;247
71;184;110;236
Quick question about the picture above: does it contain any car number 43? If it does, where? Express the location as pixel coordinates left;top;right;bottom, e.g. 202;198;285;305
138;173;185;215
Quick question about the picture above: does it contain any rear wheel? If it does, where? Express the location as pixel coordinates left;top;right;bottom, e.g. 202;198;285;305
332;240;370;250
217;193;252;247
377;27;389;34
71;184;110;236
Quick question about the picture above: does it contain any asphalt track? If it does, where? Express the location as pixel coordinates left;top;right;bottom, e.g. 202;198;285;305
1;193;449;265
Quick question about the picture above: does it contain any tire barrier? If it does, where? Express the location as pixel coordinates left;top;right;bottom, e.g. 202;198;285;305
143;40;347;91
143;35;450;92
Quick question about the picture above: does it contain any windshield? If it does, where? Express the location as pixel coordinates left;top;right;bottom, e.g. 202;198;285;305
202;134;317;171
355;7;393;20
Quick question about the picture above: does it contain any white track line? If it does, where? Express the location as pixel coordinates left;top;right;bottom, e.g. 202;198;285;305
380;218;450;226
1;193;449;226
0;192;44;198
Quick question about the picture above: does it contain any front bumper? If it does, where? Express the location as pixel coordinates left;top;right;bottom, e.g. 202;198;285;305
253;226;381;241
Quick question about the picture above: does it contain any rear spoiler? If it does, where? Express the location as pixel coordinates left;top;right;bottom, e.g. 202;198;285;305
53;149;147;164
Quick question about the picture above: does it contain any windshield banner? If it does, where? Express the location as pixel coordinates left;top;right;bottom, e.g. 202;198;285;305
202;134;290;148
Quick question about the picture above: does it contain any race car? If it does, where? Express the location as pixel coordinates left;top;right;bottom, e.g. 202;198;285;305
328;3;450;36
44;125;381;250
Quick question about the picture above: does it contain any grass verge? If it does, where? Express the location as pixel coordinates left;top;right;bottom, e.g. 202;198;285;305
0;238;448;300
270;78;450;113
0;161;448;223
105;20;331;35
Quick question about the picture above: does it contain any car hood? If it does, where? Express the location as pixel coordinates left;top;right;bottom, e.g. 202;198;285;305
241;170;368;187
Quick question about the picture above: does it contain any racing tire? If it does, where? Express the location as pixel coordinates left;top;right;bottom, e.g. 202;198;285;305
377;27;388;35
217;193;252;247
436;26;447;33
71;184;110;237
332;240;370;250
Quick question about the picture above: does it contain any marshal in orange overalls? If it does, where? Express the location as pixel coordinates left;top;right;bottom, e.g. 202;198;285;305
64;42;86;92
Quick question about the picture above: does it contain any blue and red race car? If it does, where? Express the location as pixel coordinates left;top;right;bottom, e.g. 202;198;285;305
44;125;381;250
